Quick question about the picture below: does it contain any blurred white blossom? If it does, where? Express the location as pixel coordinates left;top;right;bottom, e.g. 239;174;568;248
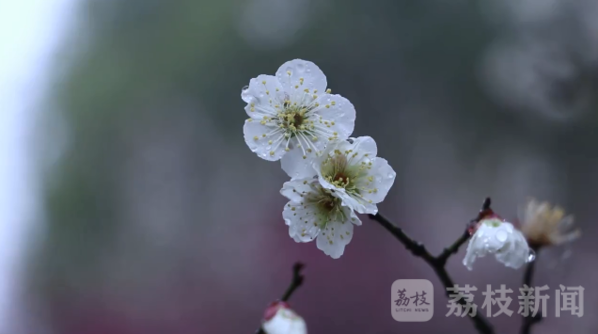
242;59;355;166
519;198;580;248
463;216;532;270
262;301;307;334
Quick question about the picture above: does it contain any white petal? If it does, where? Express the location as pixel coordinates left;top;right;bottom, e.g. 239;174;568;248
276;59;327;93
349;208;362;226
358;157;396;204
281;143;318;180
242;74;284;106
243;120;288;161
348;136;377;156
280;178;318;203
263;308;307;334
496;229;529;269
316;216;354;259
463;222;531;270
283;202;321;243
313;94;356;140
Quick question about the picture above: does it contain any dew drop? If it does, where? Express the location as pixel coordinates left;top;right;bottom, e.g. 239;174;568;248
297;63;305;72
527;248;536;263
496;230;508;243
242;85;249;91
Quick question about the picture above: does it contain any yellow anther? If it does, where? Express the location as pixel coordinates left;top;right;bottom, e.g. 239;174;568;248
312;136;318;141
295;85;299;89
333;132;338;136
307;148;312;153
262;134;266;137
250;107;255;112
247;118;252;122
262;80;266;84
266;90;269;95
326;88;331;93
253;136;258;141
270;151;275;156
313;89;318;93
325;104;330;108
285;147;290;152
268;140;272;145
287;71;291;75
331;121;335;125
302;155;307;159
291;207;296;211
331;101;336;106
304;88;309;93
303;180;307;184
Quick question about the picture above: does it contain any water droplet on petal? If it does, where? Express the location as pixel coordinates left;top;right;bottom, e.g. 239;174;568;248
496;230;508;242
527;248;536;262
242;85;249;91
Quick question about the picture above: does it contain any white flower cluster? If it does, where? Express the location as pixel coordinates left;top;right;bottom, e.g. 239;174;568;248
242;59;396;259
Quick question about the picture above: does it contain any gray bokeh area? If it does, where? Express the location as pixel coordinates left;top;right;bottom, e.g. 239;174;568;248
15;0;598;333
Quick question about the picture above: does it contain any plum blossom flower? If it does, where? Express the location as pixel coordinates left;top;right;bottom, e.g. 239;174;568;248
262;301;307;334
463;215;532;270
281;178;361;259
242;59;356;168
519;198;580;248
312;136;396;215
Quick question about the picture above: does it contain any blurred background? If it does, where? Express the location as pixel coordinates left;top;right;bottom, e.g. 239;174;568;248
1;0;597;333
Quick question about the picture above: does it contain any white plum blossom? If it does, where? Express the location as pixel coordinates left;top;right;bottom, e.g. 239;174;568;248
262;301;307;334
281;178;362;259
242;59;356;169
463;216;532;270
519;197;580;248
313;136;396;215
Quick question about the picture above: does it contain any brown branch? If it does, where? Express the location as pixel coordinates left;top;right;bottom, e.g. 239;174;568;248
255;263;305;334
369;197;495;334
520;248;542;334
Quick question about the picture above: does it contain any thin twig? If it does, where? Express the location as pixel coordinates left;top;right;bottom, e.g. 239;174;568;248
369;197;495;334
255;263;305;334
520;248;542;334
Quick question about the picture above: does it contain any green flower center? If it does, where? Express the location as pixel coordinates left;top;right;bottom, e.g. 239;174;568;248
320;149;370;195
305;186;346;228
